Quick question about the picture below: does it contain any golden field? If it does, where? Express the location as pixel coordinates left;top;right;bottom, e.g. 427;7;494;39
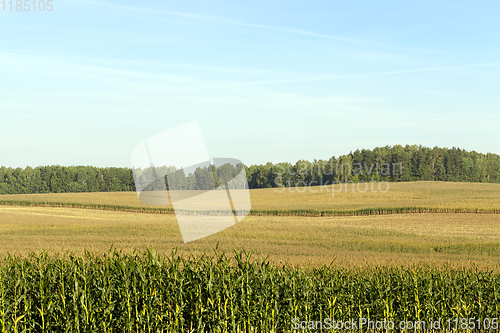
1;181;499;211
0;181;499;270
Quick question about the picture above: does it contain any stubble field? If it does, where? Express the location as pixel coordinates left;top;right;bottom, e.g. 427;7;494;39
0;181;499;269
1;180;500;211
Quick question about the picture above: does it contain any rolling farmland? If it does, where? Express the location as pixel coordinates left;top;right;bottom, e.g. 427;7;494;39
1;181;500;211
0;181;499;331
0;181;499;268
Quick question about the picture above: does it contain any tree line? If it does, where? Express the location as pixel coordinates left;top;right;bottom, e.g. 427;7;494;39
0;166;135;194
133;162;246;192
1;145;499;194
248;145;500;188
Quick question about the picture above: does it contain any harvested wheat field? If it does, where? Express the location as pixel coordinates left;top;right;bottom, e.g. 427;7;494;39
1;204;499;270
1;181;499;211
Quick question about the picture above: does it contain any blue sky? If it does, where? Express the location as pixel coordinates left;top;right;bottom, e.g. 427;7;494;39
1;0;499;168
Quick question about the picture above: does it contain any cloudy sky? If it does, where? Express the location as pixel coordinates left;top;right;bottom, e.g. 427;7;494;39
1;0;499;168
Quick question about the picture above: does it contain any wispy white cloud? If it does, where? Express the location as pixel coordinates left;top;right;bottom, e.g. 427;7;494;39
182;61;500;88
70;0;369;44
0;50;315;77
1;50;499;93
412;89;496;101
337;62;500;79
233;22;367;44
71;0;224;22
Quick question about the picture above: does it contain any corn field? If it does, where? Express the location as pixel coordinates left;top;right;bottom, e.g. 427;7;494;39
0;248;498;332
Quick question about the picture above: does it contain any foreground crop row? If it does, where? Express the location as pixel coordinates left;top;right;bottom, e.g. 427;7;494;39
0;249;498;332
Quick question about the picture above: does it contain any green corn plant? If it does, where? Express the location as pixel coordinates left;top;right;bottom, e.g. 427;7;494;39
0;248;498;332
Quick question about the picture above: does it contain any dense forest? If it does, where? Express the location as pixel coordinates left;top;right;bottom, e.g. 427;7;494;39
1;145;499;194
